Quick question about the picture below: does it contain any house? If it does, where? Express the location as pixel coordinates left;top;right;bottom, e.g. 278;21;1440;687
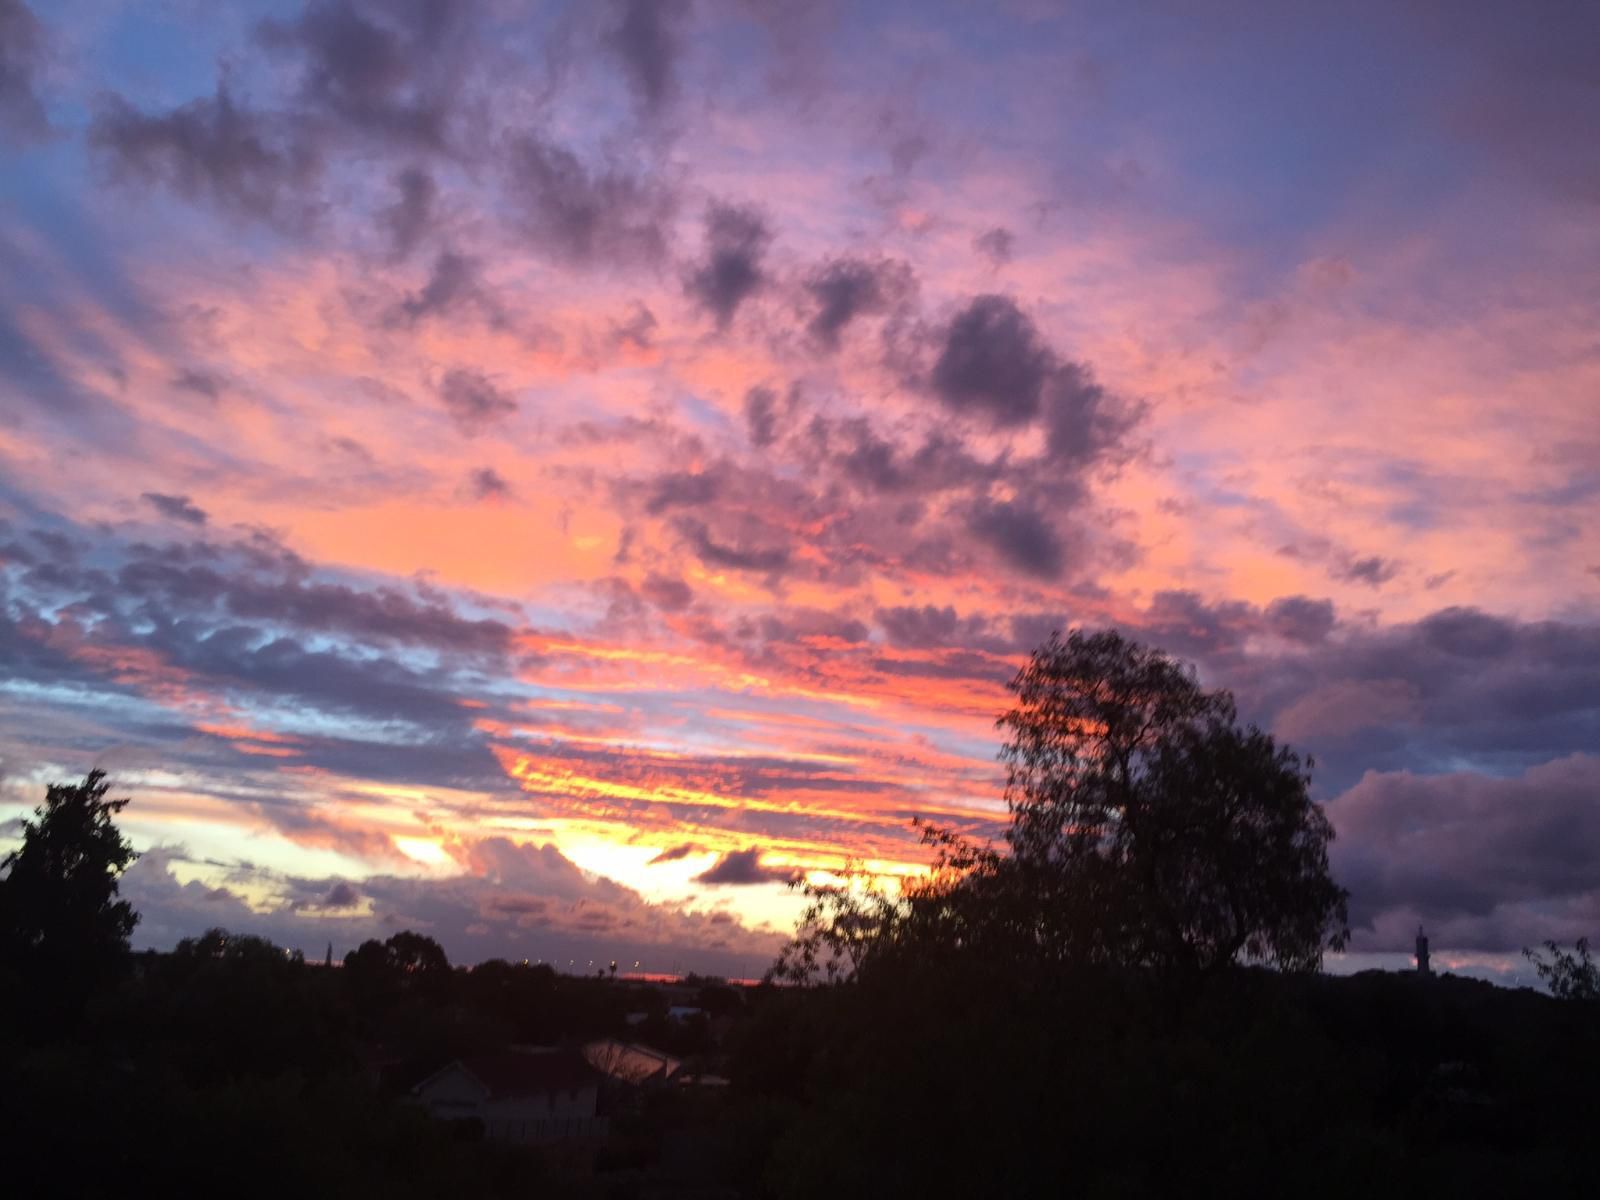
582;1037;682;1087
412;1047;607;1144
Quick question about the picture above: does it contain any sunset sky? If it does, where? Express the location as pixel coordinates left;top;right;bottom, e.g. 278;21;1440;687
2;0;1597;980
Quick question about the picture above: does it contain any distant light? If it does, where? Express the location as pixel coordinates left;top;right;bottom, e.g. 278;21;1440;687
394;836;451;867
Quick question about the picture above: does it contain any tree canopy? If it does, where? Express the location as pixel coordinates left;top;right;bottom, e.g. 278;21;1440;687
1524;938;1600;1002
0;769;138;1021
776;629;1350;989
344;930;453;1004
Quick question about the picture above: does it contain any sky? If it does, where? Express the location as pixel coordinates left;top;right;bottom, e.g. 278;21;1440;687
1;0;1597;982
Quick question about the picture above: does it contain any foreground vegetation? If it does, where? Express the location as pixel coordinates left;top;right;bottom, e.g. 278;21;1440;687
2;938;1595;1198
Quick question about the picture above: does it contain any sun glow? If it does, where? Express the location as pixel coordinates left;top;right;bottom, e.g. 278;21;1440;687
394;837;453;868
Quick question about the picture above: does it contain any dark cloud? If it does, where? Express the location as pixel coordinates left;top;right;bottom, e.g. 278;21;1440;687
320;880;361;909
504;134;675;266
965;498;1065;579
181;629;487;731
0;0;48;143
828;419;900;491
1411;2;1600;207
1054;598;1600;810
1416;607;1516;659
1135;589;1261;660
465;466;512;502
111;547;515;659
645;469;723;515
1264;595;1337;644
171;368;226;400
804;257;911;348
1335;554;1400;588
1249;608;1600;793
380;165;436;258
828;420;997;496
743;385;782;449
876;604;996;650
0;522;527;801
1331;754;1600;952
1040;362;1138;469
89;87;321;228
747;608;870;647
604;0;689;114
648;841;701;864
924;313;1137;478
640;572;693;612
438;368;515;434
686;202;771;328
610;302;657;349
257;0;469;149
931;294;1054;426
389;251;502;326
973;226;1014;266
142;492;209;526
675;517;790;573
694;847;794;886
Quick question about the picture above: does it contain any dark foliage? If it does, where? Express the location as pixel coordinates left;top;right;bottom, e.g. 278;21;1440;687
747;631;1597;1196
0;769;138;1028
1523;938;1600;1001
730;963;1599;1198
998;629;1349;978
774;630;1349;992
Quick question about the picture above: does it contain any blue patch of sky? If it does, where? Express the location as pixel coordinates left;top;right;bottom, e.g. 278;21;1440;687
242;701;442;747
1163;449;1262;511
0;676;161;724
674;387;737;437
83;2;277;109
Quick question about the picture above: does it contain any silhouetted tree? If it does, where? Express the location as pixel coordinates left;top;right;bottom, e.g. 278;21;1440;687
1524;938;1600;1001
384;929;451;977
174;926;301;966
140;926;341;1082
997;629;1349;979
0;769;138;1024
344;929;452;1006
775;629;1349;989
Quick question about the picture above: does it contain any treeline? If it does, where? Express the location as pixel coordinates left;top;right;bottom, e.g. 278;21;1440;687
0;929;587;1194
0;921;740;1198
726;958;1600;1197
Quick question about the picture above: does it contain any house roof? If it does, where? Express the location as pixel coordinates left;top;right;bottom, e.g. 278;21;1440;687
582;1038;683;1085
417;1048;598;1100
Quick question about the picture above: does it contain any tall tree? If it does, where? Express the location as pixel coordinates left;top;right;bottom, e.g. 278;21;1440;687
0;769;139;1021
343;929;452;1002
775;629;1349;987
998;629;1349;980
